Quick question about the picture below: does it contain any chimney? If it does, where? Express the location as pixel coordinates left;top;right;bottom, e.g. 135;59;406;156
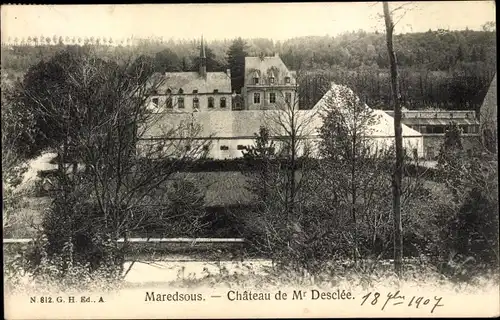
226;68;231;78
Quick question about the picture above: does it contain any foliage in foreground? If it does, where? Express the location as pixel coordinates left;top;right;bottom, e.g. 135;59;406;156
235;86;498;281
2;46;211;287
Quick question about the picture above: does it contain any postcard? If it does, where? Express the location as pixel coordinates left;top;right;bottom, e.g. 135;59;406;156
2;2;498;319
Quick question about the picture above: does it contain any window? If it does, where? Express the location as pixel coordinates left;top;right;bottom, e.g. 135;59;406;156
203;145;210;152
269;77;275;84
178;97;184;108
166;97;173;109
220;97;226;108
254;93;261;104
285;77;290;84
166;89;172;94
185;145;191;151
178;88;184;94
208;97;214;108
152;97;159;107
269;92;276;103
285;92;292;103
193;97;199;110
253;77;259;85
213;89;219;93
237;145;247;150
432;126;444;134
193;89;198;94
220;145;229;151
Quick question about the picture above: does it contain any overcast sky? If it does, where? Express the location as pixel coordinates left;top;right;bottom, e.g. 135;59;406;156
1;2;496;42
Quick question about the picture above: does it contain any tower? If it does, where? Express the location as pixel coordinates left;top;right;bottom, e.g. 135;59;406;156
199;35;207;79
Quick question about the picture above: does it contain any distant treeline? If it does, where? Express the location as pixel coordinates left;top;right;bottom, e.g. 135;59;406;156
1;29;496;111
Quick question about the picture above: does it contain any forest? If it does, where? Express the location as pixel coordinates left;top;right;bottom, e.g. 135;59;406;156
1;28;497;111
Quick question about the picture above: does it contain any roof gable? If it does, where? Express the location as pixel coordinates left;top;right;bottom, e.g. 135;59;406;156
245;56;294;81
312;83;423;137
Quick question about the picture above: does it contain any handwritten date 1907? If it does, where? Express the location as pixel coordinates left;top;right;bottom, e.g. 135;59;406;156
360;291;444;314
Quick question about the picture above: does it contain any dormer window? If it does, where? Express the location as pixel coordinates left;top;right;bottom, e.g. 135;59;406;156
253;77;259;85
285;77;291;84
152;97;159;107
269;77;275;84
193;89;198;94
178;88;184;94
166;89;172;94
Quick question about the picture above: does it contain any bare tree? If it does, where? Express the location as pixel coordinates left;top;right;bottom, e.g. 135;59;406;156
383;1;404;276
263;72;318;220
14;47;211;280
317;85;384;264
240;73;321;272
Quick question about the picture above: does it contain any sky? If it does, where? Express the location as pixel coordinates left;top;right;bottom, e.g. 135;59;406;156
1;2;496;42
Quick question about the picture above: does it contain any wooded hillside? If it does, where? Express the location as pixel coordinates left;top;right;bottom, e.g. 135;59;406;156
1;29;496;111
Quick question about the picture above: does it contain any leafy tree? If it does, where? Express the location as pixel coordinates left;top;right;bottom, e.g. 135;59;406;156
317;85;391;262
435;144;498;276
227;38;249;93
437;122;467;197
2;81;31;238
298;70;331;109
242;126;276;205
153;48;182;72
192;45;225;72
5;46;96;161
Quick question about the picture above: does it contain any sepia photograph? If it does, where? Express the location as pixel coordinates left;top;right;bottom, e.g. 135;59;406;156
1;2;498;318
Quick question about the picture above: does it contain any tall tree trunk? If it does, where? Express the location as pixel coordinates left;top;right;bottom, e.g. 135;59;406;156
383;1;404;277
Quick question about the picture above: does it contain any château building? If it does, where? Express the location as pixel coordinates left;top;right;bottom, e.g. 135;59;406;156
147;36;233;113
141;38;423;160
242;54;298;110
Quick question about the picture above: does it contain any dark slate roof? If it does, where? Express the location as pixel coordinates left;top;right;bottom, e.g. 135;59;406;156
154;71;232;94
244;55;296;83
